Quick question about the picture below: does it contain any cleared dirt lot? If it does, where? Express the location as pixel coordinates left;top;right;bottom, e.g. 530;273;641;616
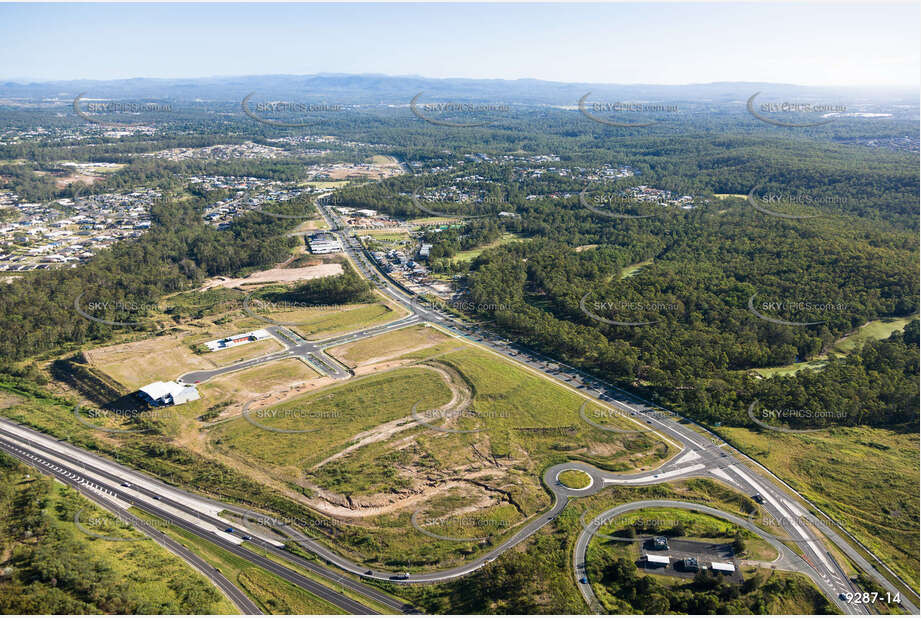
85;331;282;390
200;263;343;290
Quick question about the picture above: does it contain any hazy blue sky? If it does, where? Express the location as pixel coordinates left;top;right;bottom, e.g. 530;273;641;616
0;2;917;86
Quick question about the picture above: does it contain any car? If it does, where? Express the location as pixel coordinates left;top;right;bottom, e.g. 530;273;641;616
753;493;765;504
365;570;373;575
241;535;252;540
579;577;588;584
224;527;234;533
121;482;132;487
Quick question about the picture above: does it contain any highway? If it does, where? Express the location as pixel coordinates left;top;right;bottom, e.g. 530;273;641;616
0;432;262;614
0;420;397;615
310;194;915;613
4;187;910;615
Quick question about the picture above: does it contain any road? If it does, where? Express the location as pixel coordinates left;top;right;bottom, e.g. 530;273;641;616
573;500;827;613
6;187;911;614
0;420;396;615
311;195;916;613
0;432;262;615
178;309;421;385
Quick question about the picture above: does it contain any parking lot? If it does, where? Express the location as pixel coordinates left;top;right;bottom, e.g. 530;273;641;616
639;538;743;584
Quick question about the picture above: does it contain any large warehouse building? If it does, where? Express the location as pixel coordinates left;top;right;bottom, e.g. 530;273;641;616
308;232;342;254
138;381;200;407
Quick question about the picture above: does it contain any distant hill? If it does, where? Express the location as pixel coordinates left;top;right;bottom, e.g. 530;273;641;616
0;74;915;107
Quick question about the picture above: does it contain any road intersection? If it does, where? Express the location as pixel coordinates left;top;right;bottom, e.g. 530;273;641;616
0;193;912;615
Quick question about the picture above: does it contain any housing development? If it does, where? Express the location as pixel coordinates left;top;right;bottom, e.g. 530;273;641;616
0;2;917;617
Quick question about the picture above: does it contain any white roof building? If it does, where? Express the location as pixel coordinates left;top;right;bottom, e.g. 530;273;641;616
138;381;200;407
710;561;736;573
205;329;271;351
643;554;670;566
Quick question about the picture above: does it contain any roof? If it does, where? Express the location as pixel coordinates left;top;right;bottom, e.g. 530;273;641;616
138;381;175;400
644;554;670;564
710;561;736;572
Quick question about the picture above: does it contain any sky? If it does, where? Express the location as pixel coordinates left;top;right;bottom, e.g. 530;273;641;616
0;2;918;87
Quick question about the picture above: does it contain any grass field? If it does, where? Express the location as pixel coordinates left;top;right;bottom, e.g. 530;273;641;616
256;294;409;341
205;339;674;570
362;231;411;242
292;218;329;232
325;324;453;368
368;155;399;166
409;216;461;225
749;315;916;378
450;233;523;263
620;259;653;279
305;180;349;189
719;425;919;589
209;367;453;476
558;469;592;489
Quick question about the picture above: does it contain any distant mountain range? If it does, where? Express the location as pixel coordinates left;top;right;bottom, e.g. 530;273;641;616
0;74;915;107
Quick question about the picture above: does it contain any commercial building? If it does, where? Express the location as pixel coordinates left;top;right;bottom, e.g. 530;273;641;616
710;561;736;574
308;232;342;254
643;554;670;568
138;381;200;407
205;329;271;351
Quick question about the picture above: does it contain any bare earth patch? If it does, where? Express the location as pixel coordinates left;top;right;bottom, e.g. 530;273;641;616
200;263;343;290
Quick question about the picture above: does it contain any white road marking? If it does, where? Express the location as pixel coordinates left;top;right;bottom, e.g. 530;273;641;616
603;463;706;485
674;449;701;465
728;465;833;571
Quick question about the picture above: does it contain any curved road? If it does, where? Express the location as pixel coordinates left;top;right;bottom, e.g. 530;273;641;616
574;500;836;614
15;185;912;614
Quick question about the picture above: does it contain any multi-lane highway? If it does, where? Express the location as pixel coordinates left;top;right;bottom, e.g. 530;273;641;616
0;430;263;614
0;418;403;615
1;189;911;615
310;195;916;614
